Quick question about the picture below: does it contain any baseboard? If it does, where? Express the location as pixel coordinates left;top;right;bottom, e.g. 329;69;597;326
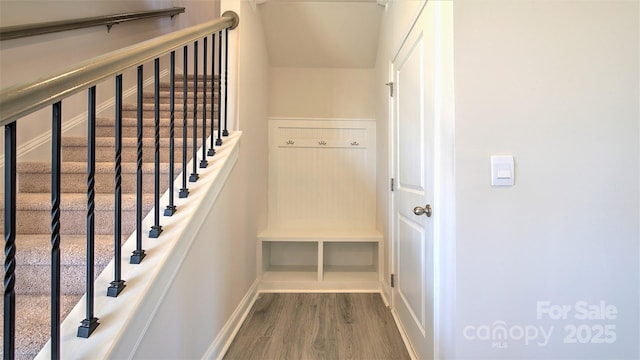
379;280;392;307
203;279;260;360
389;306;419;360
379;284;417;359
258;280;382;293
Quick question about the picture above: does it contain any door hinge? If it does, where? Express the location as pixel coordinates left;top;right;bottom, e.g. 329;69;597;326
391;274;395;287
390;178;395;192
385;82;394;97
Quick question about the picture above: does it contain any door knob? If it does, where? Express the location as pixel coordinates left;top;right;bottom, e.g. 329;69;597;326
413;204;432;217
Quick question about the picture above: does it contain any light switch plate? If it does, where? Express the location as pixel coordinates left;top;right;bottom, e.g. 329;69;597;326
491;155;514;186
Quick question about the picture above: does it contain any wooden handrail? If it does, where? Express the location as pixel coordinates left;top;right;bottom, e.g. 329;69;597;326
0;7;186;41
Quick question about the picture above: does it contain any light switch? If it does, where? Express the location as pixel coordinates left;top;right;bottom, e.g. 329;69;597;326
491;155;514;186
497;170;512;179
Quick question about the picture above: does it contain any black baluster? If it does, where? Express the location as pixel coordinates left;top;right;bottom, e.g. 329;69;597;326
208;32;216;157
179;46;190;198
51;101;62;358
4;120;17;359
223;28;230;137
108;75;126;297
78;86;99;338
165;51;177;216
200;37;208;169
149;59;163;238
216;31;223;146
131;65;146;264
189;41;199;182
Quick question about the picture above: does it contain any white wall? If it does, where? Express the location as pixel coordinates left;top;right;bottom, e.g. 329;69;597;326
129;1;268;358
0;0;224;192
0;0;179;88
376;0;639;358
453;0;639;358
0;0;222;165
268;67;376;119
128;150;259;358
116;0;269;357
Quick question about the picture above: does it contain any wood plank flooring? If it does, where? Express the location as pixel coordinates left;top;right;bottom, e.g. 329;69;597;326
223;293;411;360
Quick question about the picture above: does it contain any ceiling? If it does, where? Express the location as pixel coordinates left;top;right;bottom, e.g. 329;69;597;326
258;0;383;68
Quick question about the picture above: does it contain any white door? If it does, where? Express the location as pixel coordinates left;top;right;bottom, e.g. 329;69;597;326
391;5;435;359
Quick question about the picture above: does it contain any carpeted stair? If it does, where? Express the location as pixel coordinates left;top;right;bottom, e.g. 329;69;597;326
1;75;217;359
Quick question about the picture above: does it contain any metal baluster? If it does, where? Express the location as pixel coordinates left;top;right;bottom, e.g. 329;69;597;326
223;28;229;137
189;41;199;182
108;75;126;296
216;31;223;146
208;32;216;157
149;59;163;238
165;51;177;216
78;86;99;338
51;101;62;358
131;65;146;264
179;46;190;198
200;37;209;168
4;120;17;359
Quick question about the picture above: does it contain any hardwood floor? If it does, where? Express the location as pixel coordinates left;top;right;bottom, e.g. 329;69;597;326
223;293;411;360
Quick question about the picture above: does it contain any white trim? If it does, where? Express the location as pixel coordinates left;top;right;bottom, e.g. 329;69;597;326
257;289;383;294
379;281;392;307
258;281;382;293
268;116;376;122
390;0;428;64
127;134;240;359
387;59;396;311
432;1;456;359
390;306;419;360
203;280;260;360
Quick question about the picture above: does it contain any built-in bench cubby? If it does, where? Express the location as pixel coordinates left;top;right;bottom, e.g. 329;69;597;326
259;118;381;291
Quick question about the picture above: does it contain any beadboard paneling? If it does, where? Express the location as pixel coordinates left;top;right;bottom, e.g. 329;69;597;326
267;118;376;232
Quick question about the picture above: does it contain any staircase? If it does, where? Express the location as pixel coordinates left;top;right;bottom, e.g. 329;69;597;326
1;75;217;359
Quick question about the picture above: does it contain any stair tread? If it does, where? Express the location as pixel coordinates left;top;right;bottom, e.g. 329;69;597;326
2;192;155;211
122;103;216;110
3;234;113;266
62;136;193;147
143;89;220;95
18;161;173;174
96;116;219;127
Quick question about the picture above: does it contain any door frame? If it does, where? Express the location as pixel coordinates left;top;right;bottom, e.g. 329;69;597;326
387;1;456;358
